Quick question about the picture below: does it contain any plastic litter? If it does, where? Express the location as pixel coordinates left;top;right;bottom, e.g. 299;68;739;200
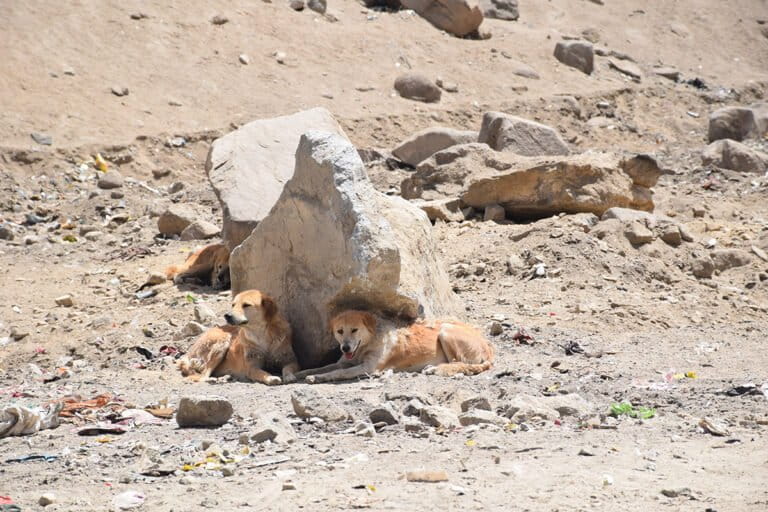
0;402;63;439
5;453;59;463
112;490;145;511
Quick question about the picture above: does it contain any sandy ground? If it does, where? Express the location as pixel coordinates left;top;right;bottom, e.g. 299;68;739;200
2;1;768;511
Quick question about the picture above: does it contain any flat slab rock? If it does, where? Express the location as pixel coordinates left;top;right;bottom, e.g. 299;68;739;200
176;396;233;428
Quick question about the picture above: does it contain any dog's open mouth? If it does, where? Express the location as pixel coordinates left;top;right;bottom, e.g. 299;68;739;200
343;347;357;360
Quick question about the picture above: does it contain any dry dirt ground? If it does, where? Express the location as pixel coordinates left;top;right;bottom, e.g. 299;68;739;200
2;1;768;511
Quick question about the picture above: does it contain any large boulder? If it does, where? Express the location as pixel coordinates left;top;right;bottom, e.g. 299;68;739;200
230;132;461;369
708;103;768;142
401;0;484;37
392;127;478;166
701;139;768;174
402;145;662;218
478;112;569;156
205;108;347;250
478;0;518;20
554;40;594;75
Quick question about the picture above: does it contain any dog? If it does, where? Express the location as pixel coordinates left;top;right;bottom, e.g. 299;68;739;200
292;310;494;384
177;290;299;385
165;243;230;290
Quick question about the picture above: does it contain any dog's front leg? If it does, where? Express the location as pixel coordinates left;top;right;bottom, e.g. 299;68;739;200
306;361;376;384
281;361;301;384
293;361;346;381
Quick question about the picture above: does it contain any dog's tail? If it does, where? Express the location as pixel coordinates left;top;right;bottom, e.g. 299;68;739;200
433;361;492;377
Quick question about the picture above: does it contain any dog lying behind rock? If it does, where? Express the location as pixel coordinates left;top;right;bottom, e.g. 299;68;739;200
177;290;298;385
291;310;494;383
165;243;230;290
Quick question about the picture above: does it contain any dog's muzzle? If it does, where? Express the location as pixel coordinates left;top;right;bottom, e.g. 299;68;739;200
224;313;247;325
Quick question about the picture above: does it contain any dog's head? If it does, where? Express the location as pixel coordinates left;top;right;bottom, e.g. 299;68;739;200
329;310;377;360
211;248;230;290
224;290;278;326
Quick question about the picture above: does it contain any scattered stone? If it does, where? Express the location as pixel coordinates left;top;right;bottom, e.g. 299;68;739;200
435;78;459;93
690;256;715;279
97;170;124;189
392;127;477;166
194;304;217;324
291;389;349;422
608;59;642;81
678;224;695;243
111;190;124;199
711;249;751;272
152;168;172;179
510;61;540;79
206;107;347;249
55;295;74;307
31;132;53;146
501;394;589;421
752;245;768;262
406;470;448;482
221;467;235;477
274;51;287;64
661;488;692;498
38;493;56;507
168;182;185;194
111;85;129;97
554;40;594;74
369;404;400;425
417;198;465;223
478;111;570;156
419;405;461;428
0;224;15;241
489;321;503;336
157;203;196;236
403;398;428;417
211;14;229;25
478;0;518;21
180;220;221;241
230;132;460;369
460;397;491;413
352;420;376;437
394;73;441;103
484;204;505;222
708;103;768;142
239;54;250;65
182;321;205;338
701;139;768;174
130;13;148;20
307;0;327;14
624;221;654;246
659;224;682;246
459;409;506;426
653;67;680;81
289;0;305;10
250;412;297;443
400;0;483;37
84;231;103;242
176;396;233;427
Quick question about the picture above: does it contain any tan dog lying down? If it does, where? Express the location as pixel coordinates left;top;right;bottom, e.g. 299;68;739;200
292;310;494;384
177;290;299;385
165;243;230;290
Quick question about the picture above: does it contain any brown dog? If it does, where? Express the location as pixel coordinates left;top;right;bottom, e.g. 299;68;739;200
165;243;230;290
292;310;494;383
177;290;299;385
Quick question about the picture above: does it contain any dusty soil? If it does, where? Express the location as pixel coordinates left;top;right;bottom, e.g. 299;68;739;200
2;1;768;511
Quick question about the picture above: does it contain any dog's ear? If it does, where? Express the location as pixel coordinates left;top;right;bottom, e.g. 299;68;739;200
261;295;277;321
361;312;377;333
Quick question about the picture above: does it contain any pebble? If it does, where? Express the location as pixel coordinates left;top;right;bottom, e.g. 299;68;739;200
221;467;235;477
274;51;287;64
84;231;103;242
31;132;53;145
239;54;250;65
39;493;56;507
211;14;229;25
98;170;124;189
406;470;448;482
168;182;185;194
282;482;297;491
55;295;74;307
489;321;503;336
289;0;305;10
0;224;14;240
111;85;129;97
307;0;326;14
152;168;172;179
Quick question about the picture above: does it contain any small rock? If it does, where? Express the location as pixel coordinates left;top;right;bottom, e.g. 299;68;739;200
406;470;448;482
0;224;15;241
701;139;768;174
168;182;185;194
394;73;441;103
554;40;594;74
157;204;196;236
691;256;715;279
239;54;250;65
152;168;172;179
31;132;53;145
291;389;348;422
38;493;56;507
307;0;327;14
711;249;751;272
624;222;654;246
435;78;459;93
369;404;400;425
194;304;217;324
659;224;682;246
221;467;235;477
176;396;233;427
653;67;680;81
24;236;39;245
251;412;297;443
478;0;518;21
111;85;129;97
55;295;74;307
211;14;229;25
608;59;642;81
180;220;221;241
274;51;287;64
484;204;505;222
403;398;427;417
460;396;491;412
110;190;124;199
661;488;692;498
182;321;205;338
130;13;148;20
10;327;29;341
353;420;376;437
752;245;768;262
84;231;103;242
98;170;124;189
458;409;506;426
419;405;460;428
678;224;695;243
289;0;305;10
489;321;503;336
282;482;296;491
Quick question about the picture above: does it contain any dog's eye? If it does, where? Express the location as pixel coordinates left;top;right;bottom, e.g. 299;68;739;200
351;328;358;334
336;329;343;335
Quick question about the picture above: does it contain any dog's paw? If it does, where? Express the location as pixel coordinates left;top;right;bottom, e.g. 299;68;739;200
282;373;297;384
264;376;282;386
305;375;320;384
422;365;437;375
